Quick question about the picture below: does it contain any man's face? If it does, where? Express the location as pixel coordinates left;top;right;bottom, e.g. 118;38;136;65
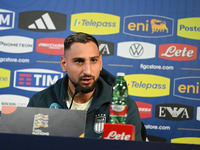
61;41;102;93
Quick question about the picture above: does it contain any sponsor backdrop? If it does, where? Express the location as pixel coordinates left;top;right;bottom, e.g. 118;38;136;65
0;0;199;144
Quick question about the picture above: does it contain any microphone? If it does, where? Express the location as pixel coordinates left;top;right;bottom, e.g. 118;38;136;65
50;103;62;109
68;86;81;110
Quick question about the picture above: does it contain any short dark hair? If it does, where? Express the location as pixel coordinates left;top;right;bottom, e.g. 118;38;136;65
64;32;99;51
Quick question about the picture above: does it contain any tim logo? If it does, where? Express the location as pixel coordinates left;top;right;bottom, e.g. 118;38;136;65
155;103;193;121
124;15;174;38
173;77;200;100
136;101;152;119
18;11;67;32
36;38;64;55
13;69;63;91
0;9;15;30
98;40;114;56
117;41;156;59
159;44;197;61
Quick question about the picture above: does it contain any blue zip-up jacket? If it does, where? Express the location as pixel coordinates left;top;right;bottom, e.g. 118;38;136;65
28;68;142;141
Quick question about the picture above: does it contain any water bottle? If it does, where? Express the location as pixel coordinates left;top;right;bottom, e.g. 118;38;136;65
110;72;128;124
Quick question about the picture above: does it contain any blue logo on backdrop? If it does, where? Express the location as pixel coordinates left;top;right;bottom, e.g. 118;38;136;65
123;15;174;38
173;77;200;100
13;69;63;91
0;9;15;30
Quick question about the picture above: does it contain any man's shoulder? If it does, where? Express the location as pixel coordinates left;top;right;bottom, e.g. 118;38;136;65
127;96;138;109
28;76;66;107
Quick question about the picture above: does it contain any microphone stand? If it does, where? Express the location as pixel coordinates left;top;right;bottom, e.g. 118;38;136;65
69;88;79;110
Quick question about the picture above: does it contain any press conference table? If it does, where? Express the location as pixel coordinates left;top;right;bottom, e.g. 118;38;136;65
0;133;200;150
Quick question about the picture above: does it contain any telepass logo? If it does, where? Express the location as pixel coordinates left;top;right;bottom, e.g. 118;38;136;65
70;12;120;35
124;74;170;97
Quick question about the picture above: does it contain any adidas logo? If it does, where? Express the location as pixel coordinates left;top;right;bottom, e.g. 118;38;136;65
28;13;56;30
18;11;67;32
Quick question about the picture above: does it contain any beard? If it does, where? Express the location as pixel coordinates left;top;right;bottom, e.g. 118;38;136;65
69;75;97;93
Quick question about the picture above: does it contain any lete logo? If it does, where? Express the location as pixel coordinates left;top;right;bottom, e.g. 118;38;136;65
36;38;64;55
159;43;197;61
13;68;63;91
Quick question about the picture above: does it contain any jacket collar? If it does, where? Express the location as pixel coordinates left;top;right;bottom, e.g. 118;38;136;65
58;68;115;111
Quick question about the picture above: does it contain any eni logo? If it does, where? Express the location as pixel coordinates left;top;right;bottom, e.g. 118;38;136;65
123;15;174;38
177;17;200;40
173;77;200;100
151;19;168;34
124;74;170;97
70;12;120;35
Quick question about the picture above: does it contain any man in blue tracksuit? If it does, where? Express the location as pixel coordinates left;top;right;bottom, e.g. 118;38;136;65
28;32;142;141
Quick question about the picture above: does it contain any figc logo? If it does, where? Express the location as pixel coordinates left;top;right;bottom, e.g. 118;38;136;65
13;69;63;91
70;13;120;35
123;15;174;38
124;74;170;97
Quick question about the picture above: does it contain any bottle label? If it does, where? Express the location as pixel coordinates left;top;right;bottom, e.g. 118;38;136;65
110;105;127;117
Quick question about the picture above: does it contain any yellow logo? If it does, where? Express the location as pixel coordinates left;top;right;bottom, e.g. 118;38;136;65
171;137;200;145
177;17;200;40
70;13;120;35
151;19;168;34
0;68;10;88
124;74;170;97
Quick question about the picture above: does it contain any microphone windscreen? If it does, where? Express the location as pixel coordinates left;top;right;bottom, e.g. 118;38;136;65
49;103;62;109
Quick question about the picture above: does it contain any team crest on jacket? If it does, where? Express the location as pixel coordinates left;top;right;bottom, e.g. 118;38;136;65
94;114;106;134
